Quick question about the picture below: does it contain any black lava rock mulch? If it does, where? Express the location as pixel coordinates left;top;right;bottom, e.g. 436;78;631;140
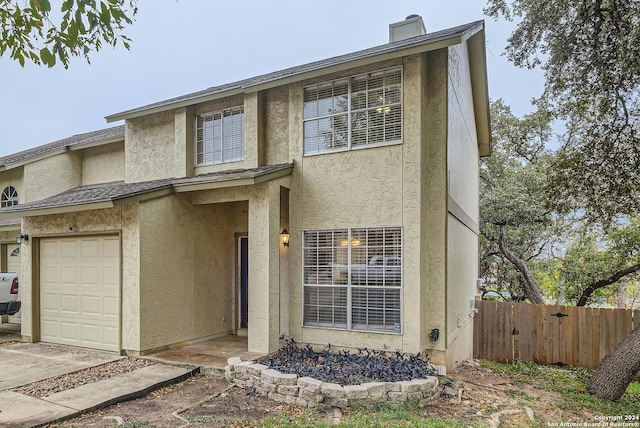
258;339;437;386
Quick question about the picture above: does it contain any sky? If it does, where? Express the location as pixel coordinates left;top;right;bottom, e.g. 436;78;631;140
0;0;545;158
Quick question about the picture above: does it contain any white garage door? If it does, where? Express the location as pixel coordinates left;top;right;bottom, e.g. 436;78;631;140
40;236;120;352
7;244;21;323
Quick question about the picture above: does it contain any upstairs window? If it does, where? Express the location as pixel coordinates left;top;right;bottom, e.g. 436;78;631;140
1;186;18;207
196;106;244;166
303;67;402;155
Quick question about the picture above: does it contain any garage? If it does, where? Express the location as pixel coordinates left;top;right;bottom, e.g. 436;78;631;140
39;236;120;352
7;243;20;323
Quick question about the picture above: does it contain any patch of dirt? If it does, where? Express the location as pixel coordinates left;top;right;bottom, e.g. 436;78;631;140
49;361;598;427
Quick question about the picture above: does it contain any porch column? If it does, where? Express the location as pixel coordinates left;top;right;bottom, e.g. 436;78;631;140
247;181;280;353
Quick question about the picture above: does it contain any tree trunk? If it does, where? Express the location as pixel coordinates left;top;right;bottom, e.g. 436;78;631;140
618;279;628;309
556;280;565;306
588;326;640;401
497;235;546;304
577;263;640;306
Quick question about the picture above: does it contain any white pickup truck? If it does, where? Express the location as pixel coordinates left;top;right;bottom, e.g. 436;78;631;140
0;274;20;315
330;256;402;285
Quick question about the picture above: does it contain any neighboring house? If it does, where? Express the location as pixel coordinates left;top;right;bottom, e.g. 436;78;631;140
0;16;490;371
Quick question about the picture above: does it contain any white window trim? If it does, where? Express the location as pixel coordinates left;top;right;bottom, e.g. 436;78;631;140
302;227;403;334
195;106;245;166
302;66;403;156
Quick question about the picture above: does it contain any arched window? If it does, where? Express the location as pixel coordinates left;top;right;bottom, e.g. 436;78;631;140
1;186;18;207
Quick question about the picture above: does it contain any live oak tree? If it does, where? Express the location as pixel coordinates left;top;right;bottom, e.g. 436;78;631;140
480;100;556;305
0;0;138;67
486;0;640;401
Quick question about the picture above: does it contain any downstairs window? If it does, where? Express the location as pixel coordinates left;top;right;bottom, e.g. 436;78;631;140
303;227;402;333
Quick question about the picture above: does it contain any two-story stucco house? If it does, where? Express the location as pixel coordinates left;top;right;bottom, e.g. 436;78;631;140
0;16;490;370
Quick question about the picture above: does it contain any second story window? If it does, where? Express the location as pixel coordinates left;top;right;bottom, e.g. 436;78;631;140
1;186;18;207
303;67;402;155
196;106;244;166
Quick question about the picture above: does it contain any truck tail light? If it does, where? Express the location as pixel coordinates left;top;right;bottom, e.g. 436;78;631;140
10;277;18;294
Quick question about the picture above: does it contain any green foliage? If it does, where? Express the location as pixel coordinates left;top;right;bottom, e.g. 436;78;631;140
485;0;640;224
480;100;558;301
0;0;137;67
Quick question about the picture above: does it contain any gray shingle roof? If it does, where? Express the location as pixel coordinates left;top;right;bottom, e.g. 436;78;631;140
106;21;484;121
0;217;20;227
0;178;172;213
0;163;293;215
0;125;125;168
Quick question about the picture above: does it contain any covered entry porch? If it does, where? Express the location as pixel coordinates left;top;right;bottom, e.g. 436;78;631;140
173;167;291;356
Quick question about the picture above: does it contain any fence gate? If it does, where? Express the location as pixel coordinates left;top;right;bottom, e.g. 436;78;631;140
473;300;640;370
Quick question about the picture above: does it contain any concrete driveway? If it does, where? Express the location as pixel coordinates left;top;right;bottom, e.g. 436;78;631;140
0;322;20;344
0;342;121;391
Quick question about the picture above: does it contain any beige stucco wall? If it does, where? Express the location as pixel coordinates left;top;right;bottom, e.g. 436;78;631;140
23;152;82;202
264;86;290;165
447;42;480;217
285;53;449;355
81;142;125;185
420;49;450;366
19;206;139;348
137;194;236;351
125;111;176;182
445;42;481;366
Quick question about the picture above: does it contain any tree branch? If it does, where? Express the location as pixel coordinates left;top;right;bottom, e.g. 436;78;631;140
576;263;640;306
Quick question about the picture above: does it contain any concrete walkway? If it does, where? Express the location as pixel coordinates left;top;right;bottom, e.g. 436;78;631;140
0;343;198;427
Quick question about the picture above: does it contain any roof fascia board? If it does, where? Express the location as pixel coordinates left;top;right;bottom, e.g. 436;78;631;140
3;147;67;170
0;224;20;231
112;186;173;205
173;164;294;193
68;137;124;151
3;136;124;170
244;37;461;93
0;201;115;218
106;36;464;122
467;30;492;157
173;177;256;193
105;87;245;123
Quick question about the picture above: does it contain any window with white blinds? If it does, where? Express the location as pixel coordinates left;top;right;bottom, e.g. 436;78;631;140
196;106;244;166
303;67;402;155
303;227;402;333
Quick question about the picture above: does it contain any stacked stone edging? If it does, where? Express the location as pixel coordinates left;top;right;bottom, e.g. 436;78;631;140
225;357;439;409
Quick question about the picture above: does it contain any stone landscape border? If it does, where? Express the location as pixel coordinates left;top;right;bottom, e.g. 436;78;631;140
225;357;439;409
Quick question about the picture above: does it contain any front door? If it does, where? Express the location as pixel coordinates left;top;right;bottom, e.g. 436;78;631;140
239;236;249;329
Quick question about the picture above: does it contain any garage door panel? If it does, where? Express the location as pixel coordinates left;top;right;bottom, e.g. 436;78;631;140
60;241;77;257
81;296;99;315
40;241;58;258
60;267;78;283
60;294;78;313
104;296;119;316
82;324;100;343
81;240;99;257
40;236;120;352
60;321;80;340
104;238;119;257
81;267;99;285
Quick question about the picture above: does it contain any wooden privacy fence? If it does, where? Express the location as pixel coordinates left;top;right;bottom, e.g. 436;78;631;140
473;300;640;370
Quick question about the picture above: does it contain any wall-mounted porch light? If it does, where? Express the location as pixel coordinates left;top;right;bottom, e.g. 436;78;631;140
16;233;29;244
280;229;290;247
